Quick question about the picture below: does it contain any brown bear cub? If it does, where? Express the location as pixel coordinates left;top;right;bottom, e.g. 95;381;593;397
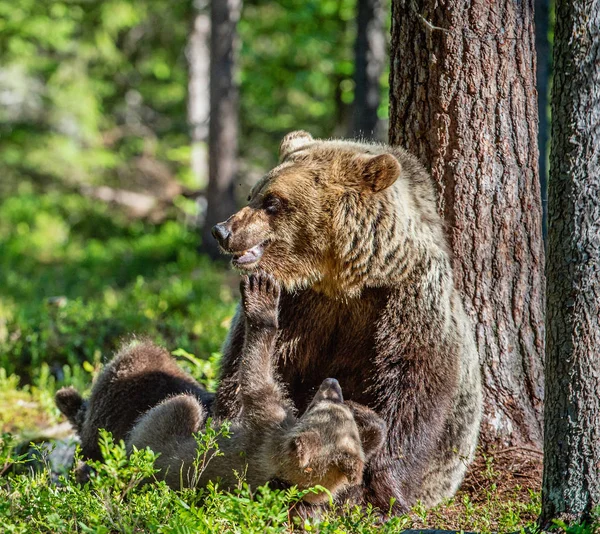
128;274;385;501
55;341;214;465
56;274;386;501
212;131;483;511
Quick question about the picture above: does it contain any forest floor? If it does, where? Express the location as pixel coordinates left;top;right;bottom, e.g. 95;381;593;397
0;189;590;533
0;389;546;533
412;448;543;532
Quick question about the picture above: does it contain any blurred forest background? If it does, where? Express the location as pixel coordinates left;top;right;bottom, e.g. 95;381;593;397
0;0;390;202
0;0;397;387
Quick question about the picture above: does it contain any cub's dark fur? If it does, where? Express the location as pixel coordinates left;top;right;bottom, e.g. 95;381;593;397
55;341;213;463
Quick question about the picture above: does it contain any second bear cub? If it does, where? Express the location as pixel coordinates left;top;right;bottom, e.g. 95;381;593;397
128;274;386;502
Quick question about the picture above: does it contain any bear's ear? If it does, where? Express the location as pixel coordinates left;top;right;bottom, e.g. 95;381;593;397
361;153;401;193
357;416;387;459
291;430;322;469
344;400;387;460
336;452;364;485
279;131;314;161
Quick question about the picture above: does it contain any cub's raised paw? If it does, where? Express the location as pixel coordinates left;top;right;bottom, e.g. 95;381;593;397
241;273;280;329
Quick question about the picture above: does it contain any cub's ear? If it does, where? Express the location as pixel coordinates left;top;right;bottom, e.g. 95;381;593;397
55;386;86;433
359;417;387;459
279;130;314;161
344;400;387;459
361;153;401;193
291;430;322;469
336;453;364;486
55;386;84;419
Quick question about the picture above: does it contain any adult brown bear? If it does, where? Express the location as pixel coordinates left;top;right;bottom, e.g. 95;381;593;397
212;131;482;512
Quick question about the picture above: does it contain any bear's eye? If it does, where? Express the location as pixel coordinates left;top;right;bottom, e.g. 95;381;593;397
263;194;283;215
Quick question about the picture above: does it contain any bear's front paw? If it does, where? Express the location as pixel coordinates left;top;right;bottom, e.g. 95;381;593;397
241;273;280;329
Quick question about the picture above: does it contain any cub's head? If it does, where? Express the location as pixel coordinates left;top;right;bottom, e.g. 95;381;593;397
212;131;410;295
277;378;386;503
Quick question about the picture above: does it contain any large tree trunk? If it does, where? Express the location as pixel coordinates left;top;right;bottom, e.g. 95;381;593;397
535;0;551;241
187;0;211;189
350;0;386;139
202;0;241;259
541;0;600;525
389;0;545;448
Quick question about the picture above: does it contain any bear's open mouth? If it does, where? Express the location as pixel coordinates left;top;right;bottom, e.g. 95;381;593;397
231;241;267;268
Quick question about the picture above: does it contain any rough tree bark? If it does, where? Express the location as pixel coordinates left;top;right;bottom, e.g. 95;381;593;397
535;0;551;242
202;0;241;259
389;0;545;448
350;0;386;139
187;0;210;189
541;0;600;525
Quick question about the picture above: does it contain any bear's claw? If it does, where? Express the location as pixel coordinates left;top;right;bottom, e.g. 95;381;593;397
241;273;280;329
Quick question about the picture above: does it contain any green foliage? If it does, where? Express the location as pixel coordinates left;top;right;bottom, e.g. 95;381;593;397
0;0;390;195
2;427;569;534
552;509;600;534
239;0;354;165
0;429;405;533
239;0;390;167
0;0;193;194
0;189;236;382
0;366;63;434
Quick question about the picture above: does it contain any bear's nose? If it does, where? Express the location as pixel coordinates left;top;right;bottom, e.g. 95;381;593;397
212;223;231;245
318;378;344;403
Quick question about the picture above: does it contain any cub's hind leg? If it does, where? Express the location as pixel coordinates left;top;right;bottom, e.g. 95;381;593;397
127;394;208;489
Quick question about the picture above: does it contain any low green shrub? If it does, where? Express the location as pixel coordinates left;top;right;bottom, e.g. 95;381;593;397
0;430;411;533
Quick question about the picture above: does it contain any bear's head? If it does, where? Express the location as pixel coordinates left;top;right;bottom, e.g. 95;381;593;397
212;131;438;297
277;377;385;503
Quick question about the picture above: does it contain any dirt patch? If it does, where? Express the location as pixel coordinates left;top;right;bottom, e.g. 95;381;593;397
408;447;543;533
463;446;543;501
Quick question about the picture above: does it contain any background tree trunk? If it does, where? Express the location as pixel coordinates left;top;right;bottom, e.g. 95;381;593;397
187;0;211;190
535;0;551;242
389;0;545;448
202;0;241;259
541;0;600;525
350;0;385;139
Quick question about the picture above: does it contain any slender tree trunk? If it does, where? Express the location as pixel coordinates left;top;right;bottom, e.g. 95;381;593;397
389;0;545;448
202;0;241;259
350;0;385;139
187;0;210;189
535;0;551;242
541;0;600;525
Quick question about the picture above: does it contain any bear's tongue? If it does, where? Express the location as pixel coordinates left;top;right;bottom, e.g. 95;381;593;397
233;243;264;265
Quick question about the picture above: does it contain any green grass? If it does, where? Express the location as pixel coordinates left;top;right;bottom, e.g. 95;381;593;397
2;430;597;533
0;430;413;534
0;189;594;533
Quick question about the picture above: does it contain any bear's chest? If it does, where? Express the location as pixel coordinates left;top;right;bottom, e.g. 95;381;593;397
273;289;386;412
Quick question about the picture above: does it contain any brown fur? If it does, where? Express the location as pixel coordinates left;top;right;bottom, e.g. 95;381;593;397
212;131;483;511
55;340;214;463
128;274;386;502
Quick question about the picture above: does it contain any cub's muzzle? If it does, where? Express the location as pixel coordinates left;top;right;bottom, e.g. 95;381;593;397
315;378;344;403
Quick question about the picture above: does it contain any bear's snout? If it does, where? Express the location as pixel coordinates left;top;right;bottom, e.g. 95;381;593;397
212;223;231;247
211;208;271;267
